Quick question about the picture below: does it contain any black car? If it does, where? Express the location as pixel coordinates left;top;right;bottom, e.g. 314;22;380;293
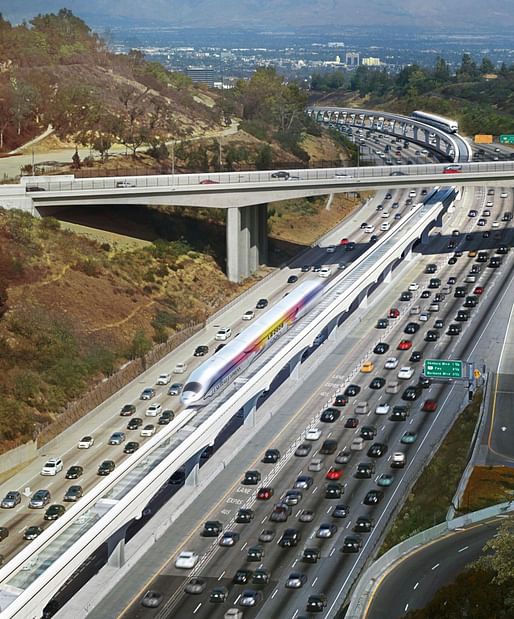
127;417;143;430
390;405;410;421
319;439;338;455
373;342;389;354
402;386;422;401
271;170;290;179
242;470;261;485
354;517;374;533
400;291;413;301
287;275;299;284
447;324;462;336
158;410;175;425
252;568;270;585
464;296;478;308
302;547;321;563
233;569;252;585
363;490;384;505
63;485;83;502
404;322;420;334
369;377;385;390
236;509;254;524
448;256;457;265
424;263;437;274
279;528;301;547
418;375;431;388
454;286;468;298
209;587;229;603
202;521;223;537
355;462;375;478
425;331;439;342
325;483;343;498
44;504;65;520
247;545;264;561
306;594;327;613
360;426;377;440
376;319;389;329
409;351;423;362
301;265;311;272
344;384;361;397
262;449;280;463
367;443;388;458
256;298;269;309
123;440;140;453
341;536;362;553
97;460;115;476
320;407;340;423
420;290;431;299
65;466;83;479
194;345;209;357
428;278;441;289
120;404;136;416
333;394;348;407
434;319;445;329
332;504;349;518
455;310;469;322
24;525;43;540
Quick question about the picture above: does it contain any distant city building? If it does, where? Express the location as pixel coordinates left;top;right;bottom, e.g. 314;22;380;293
185;66;215;87
345;52;360;67
362;57;382;66
322;55;344;67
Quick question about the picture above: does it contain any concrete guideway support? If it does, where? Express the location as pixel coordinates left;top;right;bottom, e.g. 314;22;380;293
226;203;268;282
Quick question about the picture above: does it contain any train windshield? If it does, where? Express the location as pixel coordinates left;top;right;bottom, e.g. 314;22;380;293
182;381;202;394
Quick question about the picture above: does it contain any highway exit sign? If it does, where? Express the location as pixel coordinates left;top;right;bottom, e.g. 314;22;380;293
499;134;514;144
424;359;463;379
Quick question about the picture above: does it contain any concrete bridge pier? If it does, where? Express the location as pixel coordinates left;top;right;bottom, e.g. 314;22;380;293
226;203;268;282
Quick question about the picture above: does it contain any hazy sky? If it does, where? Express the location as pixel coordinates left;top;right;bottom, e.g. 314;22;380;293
1;0;513;31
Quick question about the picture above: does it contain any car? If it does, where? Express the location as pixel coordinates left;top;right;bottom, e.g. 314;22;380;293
468;209;478;218
346;242;356;251
262;448;280;463
303;547;321;563
279;528;302;547
242;310;255;322
295;443;312;457
360;360;374;373
390;405;410;421
448;256;458;265
145;403;162;417
447;324;462;336
455;310;469;322
397;340;412;351
354;516;375;533
319;266;332;278
158;410;175;425
434;318;445;329
193;345;209;357
384;357;399;370
394;213;402;220
474;286;485;296
369;377;385;390
140;387;155;400
325;483;343;498
377;473;394;487
44;504;65;520
367;443;388;458
257;487;274;500
316;523;338;539
173;362;188;374
41;458;63;476
320;439;338;455
376;318;389;329
346;417;360;430
404;322;420;335
464;296;478;308
235;508;254;523
489;257;502;268
247;544;264;561
252;569;270;585
120;404;136;416
286;572;307;589
175;551;200;569
333;394;348;406
242;470;261;485
219;531;240;546
77;435;94;449
97;460;115;475
326;245;336;254
422;399;438;412
24;525;43;540
326;467;344;481
373;342;389;355
355;462;375;478
271;170;290;179
425;330;439;342
283;489;303;506
397;365;414;380
344;384;361;397
65;466;83;480
402;385;422;401
269;502;291;522
127;417;143;430
258;529;276;542
256;298;268;309
363;489;384;505
452;229;460;237
295;475;314;490
239;590;262;607
410;351;423;362
287;274;298;284
375;403;390;416
408;282;419;291
63;485;83;502
477;218;486;227
185;578;207;594
391;452;406;468
215;327;232;341
320;407;340;423
400;291;413;302
1;491;21;509
401;431;418;444
108;432;125;445
420;290;431;299
341;536;362;553
418;375;432;389
308;457;324;472
140;424;156;437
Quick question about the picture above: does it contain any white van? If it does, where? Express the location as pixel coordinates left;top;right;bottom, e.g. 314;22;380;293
215;327;232;341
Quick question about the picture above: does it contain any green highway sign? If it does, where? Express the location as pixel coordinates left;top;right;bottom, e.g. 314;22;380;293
424;359;463;379
499;134;514;144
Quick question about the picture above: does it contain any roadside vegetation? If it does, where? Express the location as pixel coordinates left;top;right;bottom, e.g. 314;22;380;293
380;392;482;553
461;465;514;512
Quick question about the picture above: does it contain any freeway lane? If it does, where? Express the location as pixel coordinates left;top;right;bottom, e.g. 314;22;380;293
98;186;514;619
363;518;504;619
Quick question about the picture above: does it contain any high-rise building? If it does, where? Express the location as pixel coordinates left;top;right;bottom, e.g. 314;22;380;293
345;52;360;67
185;67;215;87
362;57;382;67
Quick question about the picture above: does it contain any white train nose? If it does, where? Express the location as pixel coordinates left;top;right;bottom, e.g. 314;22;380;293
180;391;198;406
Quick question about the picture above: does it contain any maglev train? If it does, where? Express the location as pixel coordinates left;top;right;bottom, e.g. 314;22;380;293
411;110;458;134
181;279;325;406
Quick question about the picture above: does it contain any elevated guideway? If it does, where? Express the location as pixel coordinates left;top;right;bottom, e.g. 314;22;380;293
0;186;457;618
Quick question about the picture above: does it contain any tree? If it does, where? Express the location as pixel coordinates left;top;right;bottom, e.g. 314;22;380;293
475;519;514;597
255;143;272;170
480;56;495;75
457;53;479;81
433;56;451;83
129;330;152;360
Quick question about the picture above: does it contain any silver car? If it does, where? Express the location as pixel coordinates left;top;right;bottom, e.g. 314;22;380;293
1;491;21;509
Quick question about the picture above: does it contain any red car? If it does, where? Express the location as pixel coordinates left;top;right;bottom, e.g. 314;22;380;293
345;417;359;429
474;286;484;296
422;399;438;412
389;308;400;319
442;165;462;174
256;487;274;500
397;340;413;351
340;238;350;245
199;179;219;185
326;467;344;481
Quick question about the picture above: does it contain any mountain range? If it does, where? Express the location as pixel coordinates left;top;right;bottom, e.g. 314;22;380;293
1;0;514;31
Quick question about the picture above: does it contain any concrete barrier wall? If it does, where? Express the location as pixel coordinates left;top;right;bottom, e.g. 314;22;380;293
0;441;38;481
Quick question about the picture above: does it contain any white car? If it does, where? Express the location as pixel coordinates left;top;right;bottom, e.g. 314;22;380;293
380;222;391;231
492;221;500;228
409;190;417;197
408;282;419;291
146;403;162;417
319;267;332;278
380;212;389;218
41;457;63;476
156;373;171;385
140;424;156;437
419;312;429;322
215;327;232;341
375;403;390;415
175;550;199;569
398;366;415;380
305;428;322;441
77;436;94;449
173;362;188;374
363;225;375;234
326;245;336;253
500;192;509;198
384;357;399;369
242;310;255;321
391;452;406;468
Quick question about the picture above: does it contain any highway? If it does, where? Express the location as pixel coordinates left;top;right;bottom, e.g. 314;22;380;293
362;517;504;619
78;175;514;618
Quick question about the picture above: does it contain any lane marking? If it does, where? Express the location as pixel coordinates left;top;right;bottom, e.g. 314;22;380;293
431;563;440;570
458;545;469;553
